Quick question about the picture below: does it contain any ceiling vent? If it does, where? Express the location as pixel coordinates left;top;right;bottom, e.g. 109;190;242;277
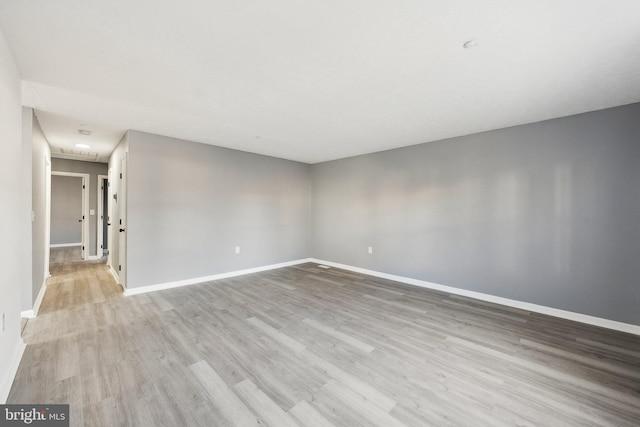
51;147;107;163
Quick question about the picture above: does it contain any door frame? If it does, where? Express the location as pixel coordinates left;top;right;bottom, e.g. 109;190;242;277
107;168;114;270
118;154;128;288
44;157;51;277
51;171;90;260
97;174;108;258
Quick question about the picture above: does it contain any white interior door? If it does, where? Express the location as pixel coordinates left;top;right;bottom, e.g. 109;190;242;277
118;155;127;287
81;177;86;259
97;174;108;257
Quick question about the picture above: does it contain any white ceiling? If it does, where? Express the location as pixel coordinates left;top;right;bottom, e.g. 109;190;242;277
2;0;640;164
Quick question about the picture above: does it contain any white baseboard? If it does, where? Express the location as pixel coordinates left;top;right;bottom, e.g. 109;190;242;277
32;279;47;317
20;310;34;319
108;265;120;284
309;258;640;336
0;341;26;403
20;278;48;319
124;259;312;296
88;255;103;260
50;242;82;248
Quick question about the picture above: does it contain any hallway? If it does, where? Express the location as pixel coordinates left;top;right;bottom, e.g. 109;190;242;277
9;261;125;424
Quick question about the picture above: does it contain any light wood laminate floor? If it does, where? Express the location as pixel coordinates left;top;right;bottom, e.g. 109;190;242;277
50;246;82;264
10;262;640;426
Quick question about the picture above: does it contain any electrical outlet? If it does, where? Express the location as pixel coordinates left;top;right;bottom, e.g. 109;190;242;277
368;246;373;254
235;246;241;254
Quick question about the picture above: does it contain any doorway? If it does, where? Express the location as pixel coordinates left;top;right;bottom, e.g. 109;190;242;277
50;171;89;262
97;174;108;258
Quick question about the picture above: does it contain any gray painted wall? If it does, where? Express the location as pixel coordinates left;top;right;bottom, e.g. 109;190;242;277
124;130;311;289
50;175;83;245
311;103;640;326
29;110;51;309
0;27;25;399
51;158;108;256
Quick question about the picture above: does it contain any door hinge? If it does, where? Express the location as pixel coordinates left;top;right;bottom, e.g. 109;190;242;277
119;219;122;225
118;265;121;271
82;184;85;189
83;215;85;220
120;173;122;179
82;246;85;250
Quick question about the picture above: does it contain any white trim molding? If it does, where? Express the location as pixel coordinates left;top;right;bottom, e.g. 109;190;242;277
50;242;82;248
109;265;120;284
0;341;26;403
20;310;34;319
309;258;640;336
21;280;47;319
123;259;312;296
32;280;47;317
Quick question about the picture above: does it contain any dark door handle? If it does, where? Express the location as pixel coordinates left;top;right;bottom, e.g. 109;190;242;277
119;228;125;232
107;223;111;226
78;219;83;222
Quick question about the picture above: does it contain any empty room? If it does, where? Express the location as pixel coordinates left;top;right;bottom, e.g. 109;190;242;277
1;1;639;426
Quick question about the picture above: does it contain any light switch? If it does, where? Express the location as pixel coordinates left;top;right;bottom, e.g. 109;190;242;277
90;209;95;215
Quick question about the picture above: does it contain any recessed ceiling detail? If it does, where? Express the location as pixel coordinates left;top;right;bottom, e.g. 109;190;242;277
2;1;640;163
50;147;105;163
